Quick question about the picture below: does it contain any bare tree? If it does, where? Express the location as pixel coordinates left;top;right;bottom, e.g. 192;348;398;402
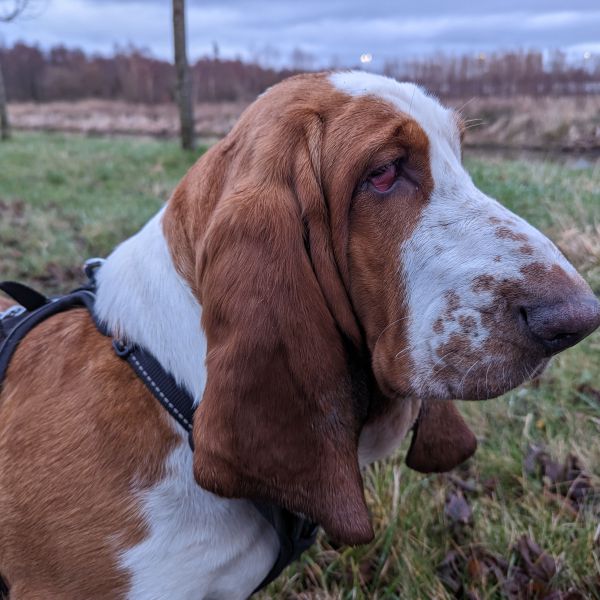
172;0;195;150
0;59;9;140
0;0;34;139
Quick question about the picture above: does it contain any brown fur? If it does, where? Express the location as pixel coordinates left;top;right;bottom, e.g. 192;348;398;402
0;310;176;598
406;400;478;472
164;73;475;544
0;296;13;312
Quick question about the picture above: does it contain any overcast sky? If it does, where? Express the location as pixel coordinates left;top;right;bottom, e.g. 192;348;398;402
1;0;599;68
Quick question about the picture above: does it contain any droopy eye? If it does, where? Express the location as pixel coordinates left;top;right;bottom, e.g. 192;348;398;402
369;161;398;193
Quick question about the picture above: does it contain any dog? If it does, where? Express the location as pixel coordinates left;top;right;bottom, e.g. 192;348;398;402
1;71;598;599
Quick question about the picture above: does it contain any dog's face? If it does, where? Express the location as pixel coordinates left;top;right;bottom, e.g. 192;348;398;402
166;71;600;545
327;72;599;402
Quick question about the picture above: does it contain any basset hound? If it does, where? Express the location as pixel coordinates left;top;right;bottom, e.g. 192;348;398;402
1;71;599;599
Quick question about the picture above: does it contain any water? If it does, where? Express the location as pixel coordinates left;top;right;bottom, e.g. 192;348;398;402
464;146;600;169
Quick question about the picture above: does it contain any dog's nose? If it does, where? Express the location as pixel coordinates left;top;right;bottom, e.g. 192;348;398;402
520;294;600;354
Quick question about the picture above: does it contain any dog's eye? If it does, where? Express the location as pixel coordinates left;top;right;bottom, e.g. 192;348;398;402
368;160;400;193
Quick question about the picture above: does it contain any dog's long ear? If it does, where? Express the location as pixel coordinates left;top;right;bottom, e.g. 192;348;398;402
405;400;477;472
190;117;373;545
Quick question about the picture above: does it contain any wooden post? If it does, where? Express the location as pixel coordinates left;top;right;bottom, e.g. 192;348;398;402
0;63;10;140
172;0;195;150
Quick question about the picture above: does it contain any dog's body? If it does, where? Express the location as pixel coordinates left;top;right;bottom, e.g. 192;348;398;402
1;72;598;599
0;214;279;599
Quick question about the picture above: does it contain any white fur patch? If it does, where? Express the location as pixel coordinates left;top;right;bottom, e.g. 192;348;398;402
119;430;278;600
330;70;580;398
95;209;278;598
95;209;206;403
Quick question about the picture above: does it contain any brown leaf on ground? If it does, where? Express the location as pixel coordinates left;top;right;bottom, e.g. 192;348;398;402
437;545;508;598
437;550;463;594
358;556;378;587
524;445;593;511
505;535;557;598
437;537;585;599
482;476;499;497
445;491;473;526
444;489;474;545
576;383;600;405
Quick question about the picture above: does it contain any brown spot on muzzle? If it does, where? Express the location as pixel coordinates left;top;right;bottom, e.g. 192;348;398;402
458;315;477;334
442;290;461;322
495;226;528;243
518;262;589;300
433;318;444;334
472;274;495;293
432;259;597;399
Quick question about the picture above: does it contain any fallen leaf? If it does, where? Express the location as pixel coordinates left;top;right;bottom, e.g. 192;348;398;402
523;445;593;511
445;491;473;526
514;535;557;583
437;538;584;599
437;550;463;594
576;384;600;404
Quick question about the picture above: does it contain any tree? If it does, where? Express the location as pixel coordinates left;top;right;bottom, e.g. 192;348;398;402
172;0;195;150
0;0;34;140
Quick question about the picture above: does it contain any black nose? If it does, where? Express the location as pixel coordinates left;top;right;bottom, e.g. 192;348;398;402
520;295;600;354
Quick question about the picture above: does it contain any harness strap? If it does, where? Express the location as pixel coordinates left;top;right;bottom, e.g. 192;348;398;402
0;283;103;385
112;339;194;433
0;275;318;596
251;502;318;593
0;281;48;311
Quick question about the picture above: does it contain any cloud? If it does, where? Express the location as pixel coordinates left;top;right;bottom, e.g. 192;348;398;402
1;0;599;67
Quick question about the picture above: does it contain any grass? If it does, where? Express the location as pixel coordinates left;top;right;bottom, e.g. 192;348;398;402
1;132;599;598
0;132;205;292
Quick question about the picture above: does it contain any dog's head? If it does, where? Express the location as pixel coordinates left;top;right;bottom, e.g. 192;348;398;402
164;72;599;544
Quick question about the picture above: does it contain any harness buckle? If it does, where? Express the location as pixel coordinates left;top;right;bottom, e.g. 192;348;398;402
83;258;105;287
0;305;26;321
112;338;133;358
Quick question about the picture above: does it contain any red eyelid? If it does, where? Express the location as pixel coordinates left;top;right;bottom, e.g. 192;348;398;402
370;162;397;192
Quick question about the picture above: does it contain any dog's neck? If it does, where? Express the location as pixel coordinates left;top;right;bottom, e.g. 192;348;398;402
94;207;207;403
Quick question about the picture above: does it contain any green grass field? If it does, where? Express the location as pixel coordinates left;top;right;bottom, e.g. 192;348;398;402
1;133;599;599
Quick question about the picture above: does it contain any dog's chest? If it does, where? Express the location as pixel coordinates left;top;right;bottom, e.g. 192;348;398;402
120;440;278;600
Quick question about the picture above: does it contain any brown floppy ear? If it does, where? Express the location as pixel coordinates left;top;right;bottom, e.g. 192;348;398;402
191;124;373;545
405;400;477;472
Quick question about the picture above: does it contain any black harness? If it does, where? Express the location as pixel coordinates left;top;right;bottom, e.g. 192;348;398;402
0;263;317;597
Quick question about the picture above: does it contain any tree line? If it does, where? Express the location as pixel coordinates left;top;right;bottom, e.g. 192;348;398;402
0;43;296;103
1;44;599;104
384;51;600;97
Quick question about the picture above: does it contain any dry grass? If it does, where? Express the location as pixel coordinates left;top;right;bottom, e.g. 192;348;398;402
8;95;600;150
450;95;600;151
8;99;249;139
557;224;600;287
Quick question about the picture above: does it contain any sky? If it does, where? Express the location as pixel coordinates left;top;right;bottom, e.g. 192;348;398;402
1;0;599;68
